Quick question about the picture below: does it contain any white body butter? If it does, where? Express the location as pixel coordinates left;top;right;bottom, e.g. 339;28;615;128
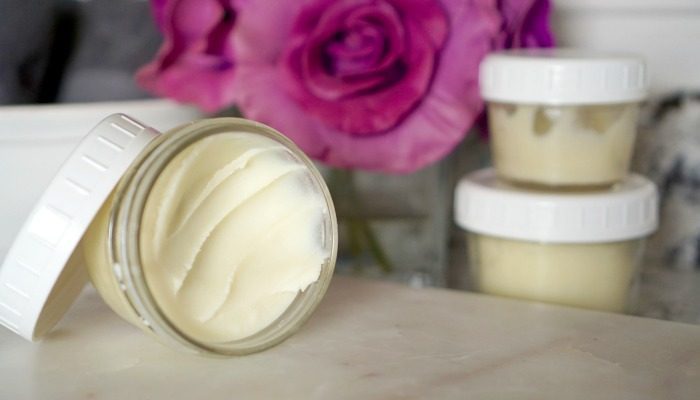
0;115;335;354
480;49;648;187
454;169;657;313
469;234;642;312
489;103;639;186
139;133;328;342
82;117;336;355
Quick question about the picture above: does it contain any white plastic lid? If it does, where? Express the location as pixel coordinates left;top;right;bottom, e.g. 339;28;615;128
480;48;648;105
0;114;159;340
454;169;658;244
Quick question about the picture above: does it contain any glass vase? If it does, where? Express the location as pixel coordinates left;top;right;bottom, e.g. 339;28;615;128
320;163;449;287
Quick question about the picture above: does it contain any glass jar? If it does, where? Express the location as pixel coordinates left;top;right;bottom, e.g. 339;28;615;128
0;114;337;356
480;49;648;187
454;168;658;313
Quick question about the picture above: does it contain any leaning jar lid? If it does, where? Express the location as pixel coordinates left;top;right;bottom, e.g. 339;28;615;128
0;114;160;340
454;168;658;244
480;48;648;105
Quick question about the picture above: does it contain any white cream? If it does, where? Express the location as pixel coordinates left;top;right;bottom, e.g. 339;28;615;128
454;169;657;314
469;234;642;313
136;132;330;343
489;103;639;187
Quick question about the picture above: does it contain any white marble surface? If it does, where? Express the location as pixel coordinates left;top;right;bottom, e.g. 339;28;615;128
1;277;699;399
639;266;700;324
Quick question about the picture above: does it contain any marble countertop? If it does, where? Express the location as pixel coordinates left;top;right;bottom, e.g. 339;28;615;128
638;266;700;325
1;277;699;399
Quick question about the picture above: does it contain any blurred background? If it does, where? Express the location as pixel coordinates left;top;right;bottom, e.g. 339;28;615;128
0;0;159;104
1;0;699;323
2;0;700;104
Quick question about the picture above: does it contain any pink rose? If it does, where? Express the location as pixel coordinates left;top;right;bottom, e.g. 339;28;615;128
138;0;552;172
232;0;552;173
136;0;238;112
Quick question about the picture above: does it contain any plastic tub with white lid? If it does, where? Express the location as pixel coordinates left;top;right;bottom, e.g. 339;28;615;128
480;48;649;187
0;114;338;356
454;168;658;313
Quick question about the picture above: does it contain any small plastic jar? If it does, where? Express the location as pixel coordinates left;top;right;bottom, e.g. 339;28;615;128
480;49;648;187
454;168;658;313
0;114;337;356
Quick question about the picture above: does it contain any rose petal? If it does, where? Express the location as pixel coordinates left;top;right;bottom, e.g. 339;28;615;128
313;0;500;171
233;66;329;157
277;0;449;134
497;0;554;48
231;0;554;172
138;0;238;111
169;0;223;42
150;0;170;31
233;0;319;63
294;2;407;101
137;51;236;113
326;23;386;77
316;2;405;78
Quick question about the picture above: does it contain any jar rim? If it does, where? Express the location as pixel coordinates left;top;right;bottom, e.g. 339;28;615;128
108;117;338;356
454;168;658;244
480;48;649;105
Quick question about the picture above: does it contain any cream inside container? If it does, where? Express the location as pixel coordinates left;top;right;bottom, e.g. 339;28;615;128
454;169;658;313
0;115;337;355
480;49;648;187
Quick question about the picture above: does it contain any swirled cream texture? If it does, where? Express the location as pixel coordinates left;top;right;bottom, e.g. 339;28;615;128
139;132;330;343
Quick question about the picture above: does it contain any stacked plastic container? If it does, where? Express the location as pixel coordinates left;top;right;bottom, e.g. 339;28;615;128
454;49;659;313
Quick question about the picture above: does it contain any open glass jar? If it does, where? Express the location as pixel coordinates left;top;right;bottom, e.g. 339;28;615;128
0;114;337;356
454;169;658;313
480;49;648;187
